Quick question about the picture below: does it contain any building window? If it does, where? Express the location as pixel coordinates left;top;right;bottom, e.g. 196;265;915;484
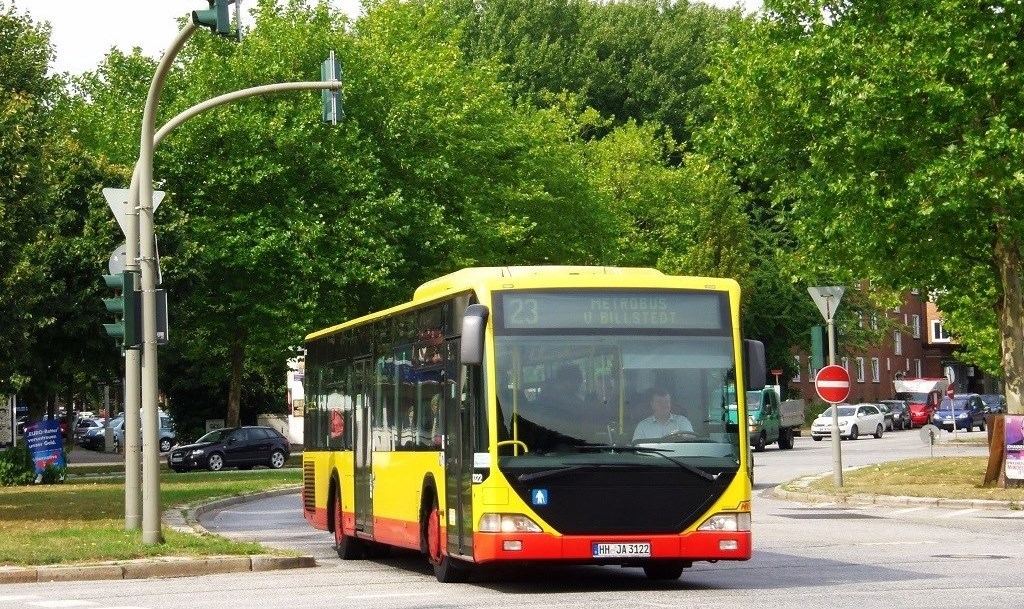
841;356;850;371
871;358;880;383
886;357;891;372
911;314;921;339
809;360;817;380
855;357;866;382
894;330;903;355
871;314;878;330
915;359;922;376
932;319;951;342
793;355;801;382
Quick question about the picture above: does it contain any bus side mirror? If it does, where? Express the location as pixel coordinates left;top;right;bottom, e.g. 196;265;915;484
460;304;489;365
744;339;766;391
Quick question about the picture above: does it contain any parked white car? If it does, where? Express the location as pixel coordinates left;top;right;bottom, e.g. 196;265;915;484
810;403;885;441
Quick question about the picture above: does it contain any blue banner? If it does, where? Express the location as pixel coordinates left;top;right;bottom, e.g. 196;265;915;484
24;419;66;475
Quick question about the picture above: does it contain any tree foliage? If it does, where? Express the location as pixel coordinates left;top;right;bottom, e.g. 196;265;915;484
705;0;1024;411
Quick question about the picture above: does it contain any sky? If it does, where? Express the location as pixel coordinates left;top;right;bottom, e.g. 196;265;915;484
11;0;760;77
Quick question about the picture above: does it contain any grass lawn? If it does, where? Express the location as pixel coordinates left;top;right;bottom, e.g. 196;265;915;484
794;456;1024;507
0;469;301;567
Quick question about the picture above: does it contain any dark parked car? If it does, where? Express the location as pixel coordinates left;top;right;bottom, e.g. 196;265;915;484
80;424;107;451
931;394;987;432
879;399;911;430
167;426;289;472
876;402;896;432
979;394;1006;414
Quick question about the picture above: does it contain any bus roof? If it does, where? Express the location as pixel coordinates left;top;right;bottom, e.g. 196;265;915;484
306;266;738;341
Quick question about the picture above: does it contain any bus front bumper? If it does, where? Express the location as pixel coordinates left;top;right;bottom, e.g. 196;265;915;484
472;530;751;564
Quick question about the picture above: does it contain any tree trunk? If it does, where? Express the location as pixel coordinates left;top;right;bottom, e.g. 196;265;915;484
995;235;1024;415
226;328;247;428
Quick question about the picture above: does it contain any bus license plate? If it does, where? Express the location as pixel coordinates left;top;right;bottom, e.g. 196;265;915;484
592;542;651;558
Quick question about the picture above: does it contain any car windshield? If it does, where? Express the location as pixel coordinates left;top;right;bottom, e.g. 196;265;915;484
820;406;855;417
197;429;230;443
895;391;929;403
979;395;1003;407
938;397;970;410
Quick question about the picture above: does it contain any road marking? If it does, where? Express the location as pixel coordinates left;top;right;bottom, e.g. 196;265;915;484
27;602;97;608
938;508;980;518
0;597;40;602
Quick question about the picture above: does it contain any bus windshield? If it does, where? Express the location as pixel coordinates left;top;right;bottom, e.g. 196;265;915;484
492;290;741;472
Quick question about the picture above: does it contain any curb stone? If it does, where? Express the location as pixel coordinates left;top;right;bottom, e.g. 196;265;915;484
769;471;1020;511
1;486;314;584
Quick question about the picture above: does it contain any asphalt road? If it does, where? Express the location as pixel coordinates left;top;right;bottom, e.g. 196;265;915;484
5;427;1020;609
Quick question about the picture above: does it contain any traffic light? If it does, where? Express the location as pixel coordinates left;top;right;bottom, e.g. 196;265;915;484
192;0;233;37
102;271;140;349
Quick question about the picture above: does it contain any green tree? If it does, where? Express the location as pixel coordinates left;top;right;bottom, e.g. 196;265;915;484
455;0;747;144
0;3;56;396
705;0;1024;413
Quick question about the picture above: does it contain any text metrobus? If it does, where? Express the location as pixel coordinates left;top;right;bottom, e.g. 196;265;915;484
301;266;766;582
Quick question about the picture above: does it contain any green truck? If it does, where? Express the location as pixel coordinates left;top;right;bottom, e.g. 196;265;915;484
742;385;805;452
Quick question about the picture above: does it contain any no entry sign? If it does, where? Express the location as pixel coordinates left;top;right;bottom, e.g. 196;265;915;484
815;365;851;404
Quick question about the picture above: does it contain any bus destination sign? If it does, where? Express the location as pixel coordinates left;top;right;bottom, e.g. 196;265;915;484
498;291;725;331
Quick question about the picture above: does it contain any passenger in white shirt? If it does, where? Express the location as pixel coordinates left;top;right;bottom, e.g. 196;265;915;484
633;389;694;442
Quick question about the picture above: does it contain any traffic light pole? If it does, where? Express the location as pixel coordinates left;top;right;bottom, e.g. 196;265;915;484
138;22;197;545
131;11;340;544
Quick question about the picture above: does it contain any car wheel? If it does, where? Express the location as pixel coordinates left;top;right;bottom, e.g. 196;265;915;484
874;424;883;439
848;425;859;441
159;438;172;453
206;452;225;472
269;449;286;469
979;417;986;432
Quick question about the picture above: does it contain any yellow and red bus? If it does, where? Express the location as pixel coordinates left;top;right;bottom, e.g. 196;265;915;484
301;266;765;582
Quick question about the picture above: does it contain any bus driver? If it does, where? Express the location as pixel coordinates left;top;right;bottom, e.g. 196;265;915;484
633;388;694;442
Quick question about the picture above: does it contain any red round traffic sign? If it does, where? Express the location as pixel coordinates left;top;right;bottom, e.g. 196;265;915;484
946;385;955;399
814;365;851;404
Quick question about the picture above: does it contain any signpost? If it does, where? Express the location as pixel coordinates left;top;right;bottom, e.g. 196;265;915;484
809;285;846;487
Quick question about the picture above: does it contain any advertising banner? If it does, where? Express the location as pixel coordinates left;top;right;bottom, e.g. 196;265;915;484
24;419;66;475
1006;415;1024;480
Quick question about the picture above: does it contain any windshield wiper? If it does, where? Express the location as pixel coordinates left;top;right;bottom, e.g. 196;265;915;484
588;444;722;481
520;464;593;483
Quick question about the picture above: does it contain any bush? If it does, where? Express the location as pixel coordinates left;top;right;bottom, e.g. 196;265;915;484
0;445;36;486
0;445;67;486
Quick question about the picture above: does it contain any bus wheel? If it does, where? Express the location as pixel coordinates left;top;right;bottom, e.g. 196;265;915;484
428;499;469;583
643;561;685;580
333;490;363;560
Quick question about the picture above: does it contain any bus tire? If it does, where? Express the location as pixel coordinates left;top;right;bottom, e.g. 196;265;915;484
643;561;686;580
428;497;470;583
332;484;363;560
753;432;767;452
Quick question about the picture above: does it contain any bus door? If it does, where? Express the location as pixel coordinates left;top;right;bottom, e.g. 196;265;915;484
353;357;373;536
443;340;477;560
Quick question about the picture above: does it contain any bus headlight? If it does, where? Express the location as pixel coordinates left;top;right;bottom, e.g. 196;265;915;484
697;512;751;532
478;513;542;533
